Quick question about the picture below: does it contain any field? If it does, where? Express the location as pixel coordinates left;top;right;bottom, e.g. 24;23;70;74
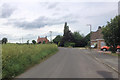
2;43;58;79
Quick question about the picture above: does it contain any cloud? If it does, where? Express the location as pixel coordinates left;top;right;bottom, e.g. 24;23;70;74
47;3;59;9
5;14;78;29
0;2;118;43
0;3;16;18
0;33;9;40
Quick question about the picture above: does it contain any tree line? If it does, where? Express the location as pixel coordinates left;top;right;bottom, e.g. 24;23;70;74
0;38;37;45
53;22;90;47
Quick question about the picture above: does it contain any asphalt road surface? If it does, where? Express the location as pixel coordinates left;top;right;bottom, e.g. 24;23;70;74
17;48;118;78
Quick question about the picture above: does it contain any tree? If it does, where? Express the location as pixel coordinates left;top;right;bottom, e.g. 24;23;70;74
32;40;36;44
27;40;29;45
84;33;90;46
53;22;91;47
53;35;62;45
73;32;86;47
102;15;120;53
2;38;8;44
61;22;74;46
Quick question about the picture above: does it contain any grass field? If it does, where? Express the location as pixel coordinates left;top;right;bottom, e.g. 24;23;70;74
2;43;58;79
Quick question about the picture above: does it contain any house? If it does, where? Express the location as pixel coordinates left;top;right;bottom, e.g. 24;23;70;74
91;26;105;49
37;36;49;44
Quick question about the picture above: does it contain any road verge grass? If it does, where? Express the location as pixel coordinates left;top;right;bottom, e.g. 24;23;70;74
2;44;58;79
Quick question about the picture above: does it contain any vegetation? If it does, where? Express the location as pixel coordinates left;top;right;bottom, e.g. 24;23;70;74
2;44;58;79
53;35;62;45
102;15;120;53
32;40;36;44
73;32;86;47
2;38;8;44
27;40;29;45
84;33;90;46
53;22;89;47
64;42;75;47
60;22;74;47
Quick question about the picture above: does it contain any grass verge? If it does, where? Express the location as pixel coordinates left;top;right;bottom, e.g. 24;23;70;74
110;53;120;57
2;44;58;79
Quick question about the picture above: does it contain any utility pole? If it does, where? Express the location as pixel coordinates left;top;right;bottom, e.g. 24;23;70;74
22;37;23;43
19;38;21;44
87;24;92;48
49;31;52;43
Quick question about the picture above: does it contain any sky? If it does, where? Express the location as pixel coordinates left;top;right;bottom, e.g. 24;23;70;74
0;0;119;43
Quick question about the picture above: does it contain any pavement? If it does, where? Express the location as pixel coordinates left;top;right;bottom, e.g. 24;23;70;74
88;49;119;73
17;48;118;78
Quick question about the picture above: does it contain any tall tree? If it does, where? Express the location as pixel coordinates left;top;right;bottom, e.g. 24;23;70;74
61;22;74;46
2;38;8;44
102;15;120;53
63;22;69;37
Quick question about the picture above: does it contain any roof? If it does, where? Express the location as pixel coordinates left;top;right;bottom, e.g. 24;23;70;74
37;36;49;43
91;27;103;40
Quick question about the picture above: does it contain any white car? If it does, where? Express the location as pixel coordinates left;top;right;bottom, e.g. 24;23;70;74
91;45;95;48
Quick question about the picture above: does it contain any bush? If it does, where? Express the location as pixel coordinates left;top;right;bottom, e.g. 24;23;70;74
58;42;60;47
32;40;36;44
64;42;75;47
108;46;117;53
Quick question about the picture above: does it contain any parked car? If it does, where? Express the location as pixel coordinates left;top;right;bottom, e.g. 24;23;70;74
101;45;120;52
91;45;95;48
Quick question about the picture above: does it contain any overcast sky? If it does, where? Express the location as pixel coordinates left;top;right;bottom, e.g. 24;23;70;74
0;0;119;43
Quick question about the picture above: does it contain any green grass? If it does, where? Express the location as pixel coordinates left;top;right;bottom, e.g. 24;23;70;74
2;44;58;79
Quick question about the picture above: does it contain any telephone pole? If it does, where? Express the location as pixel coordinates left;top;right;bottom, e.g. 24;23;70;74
49;31;52;42
19;38;21;44
87;24;92;48
22;37;23;43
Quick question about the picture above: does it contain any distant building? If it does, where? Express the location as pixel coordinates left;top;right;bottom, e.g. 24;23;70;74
91;26;105;49
37;36;49;44
118;1;120;15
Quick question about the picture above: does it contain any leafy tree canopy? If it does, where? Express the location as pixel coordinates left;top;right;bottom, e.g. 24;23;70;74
2;38;8;44
102;15;120;53
32;40;36;44
53;35;63;45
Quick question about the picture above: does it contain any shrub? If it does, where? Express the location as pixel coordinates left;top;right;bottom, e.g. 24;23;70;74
64;42;75;47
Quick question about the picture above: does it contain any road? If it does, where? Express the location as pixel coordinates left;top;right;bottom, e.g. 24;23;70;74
17;48;118;78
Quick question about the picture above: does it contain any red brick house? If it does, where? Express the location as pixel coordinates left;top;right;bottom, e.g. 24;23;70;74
37;36;49;44
91;26;105;49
